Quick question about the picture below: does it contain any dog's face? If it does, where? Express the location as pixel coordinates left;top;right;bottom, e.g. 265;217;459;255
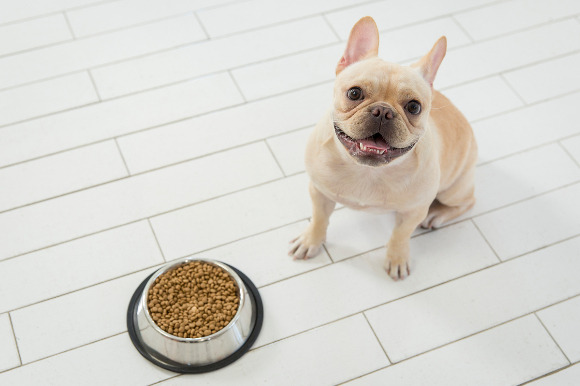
331;17;446;167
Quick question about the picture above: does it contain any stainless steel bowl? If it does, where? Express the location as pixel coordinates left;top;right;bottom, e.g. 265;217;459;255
127;258;263;373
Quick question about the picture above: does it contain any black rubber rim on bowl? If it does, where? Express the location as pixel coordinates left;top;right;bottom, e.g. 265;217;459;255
126;263;263;373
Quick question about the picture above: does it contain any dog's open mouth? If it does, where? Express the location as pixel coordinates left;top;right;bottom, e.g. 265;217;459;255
334;124;415;163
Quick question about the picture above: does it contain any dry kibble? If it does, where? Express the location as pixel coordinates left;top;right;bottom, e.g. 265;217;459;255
147;261;239;339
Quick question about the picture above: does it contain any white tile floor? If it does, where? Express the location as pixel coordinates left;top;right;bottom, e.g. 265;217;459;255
0;0;579;384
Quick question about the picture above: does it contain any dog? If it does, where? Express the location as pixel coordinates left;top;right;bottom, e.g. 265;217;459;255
289;16;477;280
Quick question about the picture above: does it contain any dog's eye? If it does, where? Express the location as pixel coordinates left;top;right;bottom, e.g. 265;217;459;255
405;100;421;115
347;87;363;101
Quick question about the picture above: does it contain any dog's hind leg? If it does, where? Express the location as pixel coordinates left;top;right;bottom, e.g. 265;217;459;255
421;168;476;229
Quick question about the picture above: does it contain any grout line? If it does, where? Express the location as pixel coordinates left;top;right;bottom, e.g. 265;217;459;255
227;70;247;102
450;15;475;43
322;13;343;42
113;138;131;175
87;70;102;101
149;374;182;385
440;49;580;92
0;136;286;214
192;11;210;40
534;313;572;365
0;331;129;373
264;140;286;177
0;174;290;263
2;72;579;179
64;12;210;41
475;128;580;168
558;140;580;169
362;312;392;364
471;219;502;262
322;243;335;264
147;219;167;262
0;173;129;216
337;313;562;385
1;146;579;272
0;98;103;130
2;44;578;141
62;11;76;39
193;0;381;41
2;262;163;315
0;0;118;29
3;229;580;371
520;362;580;385
499;73;528;105
2;8;575;100
7;313;23;367
0;37;75;61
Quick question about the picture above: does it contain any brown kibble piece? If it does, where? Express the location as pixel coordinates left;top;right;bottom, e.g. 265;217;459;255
147;261;239;339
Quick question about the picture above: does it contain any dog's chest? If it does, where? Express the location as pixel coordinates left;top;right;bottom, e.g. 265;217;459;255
311;168;411;213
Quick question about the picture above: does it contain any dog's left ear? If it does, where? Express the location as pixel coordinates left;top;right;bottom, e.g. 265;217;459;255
336;16;379;75
413;36;447;87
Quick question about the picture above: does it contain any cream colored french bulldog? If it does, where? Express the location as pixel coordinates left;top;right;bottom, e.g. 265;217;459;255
289;16;477;280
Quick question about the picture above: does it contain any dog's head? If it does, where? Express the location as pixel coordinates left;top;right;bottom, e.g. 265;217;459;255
332;17;446;167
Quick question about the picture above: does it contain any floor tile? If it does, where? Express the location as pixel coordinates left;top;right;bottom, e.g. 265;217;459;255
441;76;524;122
0;13;206;90
473;91;580;163
255;221;496;348
365;235;580;362
0;333;172;385
159;315;388;386
0;141;127;212
66;0;229;37
232;17;469;101
0;221;163;314
345;315;568;386
435;20;580;89
2;0;580;384
503;52;580;103
527;364;580;386
376;17;471;62
11;270;154;363
0;72;98;127
325;0;495;40
561;134;580;165
91;17;338;99
151;173;311;261
266;128;311;176
537;295;580;362
454;0;580;41
0;142;280;261
324;208;428;262
474;182;580;260
190;221;332;288
0;0;103;24
198;0;369;38
0;72;242;168
0;14;71;57
469;143;580;217
231;47;340;101
117;83;330;174
0;314;20;372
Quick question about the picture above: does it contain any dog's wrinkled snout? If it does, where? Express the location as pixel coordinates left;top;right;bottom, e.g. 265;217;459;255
371;105;395;120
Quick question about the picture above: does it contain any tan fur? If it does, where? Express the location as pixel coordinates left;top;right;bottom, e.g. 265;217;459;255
289;17;477;280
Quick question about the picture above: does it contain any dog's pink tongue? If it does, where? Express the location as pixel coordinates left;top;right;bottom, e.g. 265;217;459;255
359;135;390;150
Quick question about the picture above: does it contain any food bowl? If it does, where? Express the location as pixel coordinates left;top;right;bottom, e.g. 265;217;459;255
127;258;263;373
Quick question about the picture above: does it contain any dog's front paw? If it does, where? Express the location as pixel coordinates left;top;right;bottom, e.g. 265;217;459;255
288;227;325;260
384;258;410;280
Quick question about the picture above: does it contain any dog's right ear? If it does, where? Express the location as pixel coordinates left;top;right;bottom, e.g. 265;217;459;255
336;16;379;75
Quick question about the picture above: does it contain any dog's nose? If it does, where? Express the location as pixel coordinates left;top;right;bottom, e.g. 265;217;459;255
371;106;394;120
